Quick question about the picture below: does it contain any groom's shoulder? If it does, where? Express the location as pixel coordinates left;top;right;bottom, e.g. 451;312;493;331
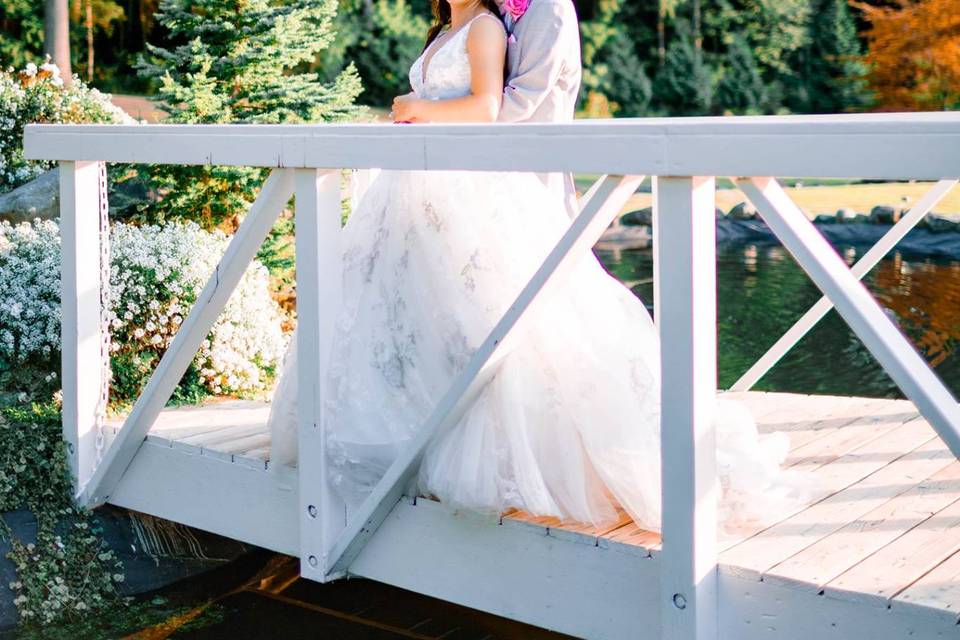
527;0;578;22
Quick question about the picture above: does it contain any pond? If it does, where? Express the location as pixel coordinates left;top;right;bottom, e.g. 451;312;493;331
596;240;960;399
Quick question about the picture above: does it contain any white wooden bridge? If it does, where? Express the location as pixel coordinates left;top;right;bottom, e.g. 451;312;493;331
23;114;960;639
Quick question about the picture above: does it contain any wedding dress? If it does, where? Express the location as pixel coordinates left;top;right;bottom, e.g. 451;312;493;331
268;13;795;531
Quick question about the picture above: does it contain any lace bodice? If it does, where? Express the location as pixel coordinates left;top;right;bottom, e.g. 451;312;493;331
408;14;502;101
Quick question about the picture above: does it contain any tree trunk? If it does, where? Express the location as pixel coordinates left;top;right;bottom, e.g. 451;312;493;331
693;0;702;52
658;2;666;66
86;0;94;81
44;0;72;83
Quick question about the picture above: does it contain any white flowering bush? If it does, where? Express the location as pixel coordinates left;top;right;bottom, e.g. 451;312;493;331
0;219;286;405
0;61;133;193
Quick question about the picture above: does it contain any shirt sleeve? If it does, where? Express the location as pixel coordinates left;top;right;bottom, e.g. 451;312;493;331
497;0;569;123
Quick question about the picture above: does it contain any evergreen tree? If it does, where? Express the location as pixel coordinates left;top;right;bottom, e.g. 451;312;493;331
715;34;767;114
704;0;811;111
653;21;712;116
580;0;652;116
802;0;871;112
322;0;428;107
135;0;364;228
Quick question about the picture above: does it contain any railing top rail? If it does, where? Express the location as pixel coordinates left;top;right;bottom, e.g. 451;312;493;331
24;112;960;179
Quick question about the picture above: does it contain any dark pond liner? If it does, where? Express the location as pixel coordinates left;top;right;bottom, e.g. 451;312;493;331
0;506;252;630
717;219;960;258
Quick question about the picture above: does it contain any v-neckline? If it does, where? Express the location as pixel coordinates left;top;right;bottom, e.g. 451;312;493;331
420;15;480;84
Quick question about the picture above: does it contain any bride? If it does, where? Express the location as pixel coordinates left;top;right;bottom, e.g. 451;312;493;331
268;0;793;531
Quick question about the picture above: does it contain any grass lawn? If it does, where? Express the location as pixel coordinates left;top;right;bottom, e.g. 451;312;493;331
591;180;960;220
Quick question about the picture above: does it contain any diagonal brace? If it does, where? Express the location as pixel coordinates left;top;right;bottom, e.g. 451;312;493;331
737;177;960;459
325;174;646;577
78;169;296;508
732;179;959;391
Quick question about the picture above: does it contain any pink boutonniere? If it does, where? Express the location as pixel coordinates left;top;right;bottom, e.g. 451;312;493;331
502;0;530;22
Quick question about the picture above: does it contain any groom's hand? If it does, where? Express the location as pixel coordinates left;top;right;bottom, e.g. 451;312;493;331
392;93;422;123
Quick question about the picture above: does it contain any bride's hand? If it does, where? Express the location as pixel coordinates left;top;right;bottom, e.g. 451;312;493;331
392;93;423;123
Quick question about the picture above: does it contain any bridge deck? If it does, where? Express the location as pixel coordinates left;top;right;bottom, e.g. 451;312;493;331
108;391;960;637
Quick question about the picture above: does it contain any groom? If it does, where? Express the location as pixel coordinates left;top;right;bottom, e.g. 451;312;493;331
498;0;582;218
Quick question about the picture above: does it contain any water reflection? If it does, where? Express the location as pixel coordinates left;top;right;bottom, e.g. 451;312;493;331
595;242;960;399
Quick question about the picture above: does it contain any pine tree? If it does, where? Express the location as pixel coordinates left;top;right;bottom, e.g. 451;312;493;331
803;0;871;113
135;0;364;228
715;35;768;114
580;0;652;116
323;0;429;107
653;21;712;116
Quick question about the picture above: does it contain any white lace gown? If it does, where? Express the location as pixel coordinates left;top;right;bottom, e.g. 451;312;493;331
268;14;795;531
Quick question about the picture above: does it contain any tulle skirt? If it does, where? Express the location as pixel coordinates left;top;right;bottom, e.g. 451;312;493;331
268;169;796;531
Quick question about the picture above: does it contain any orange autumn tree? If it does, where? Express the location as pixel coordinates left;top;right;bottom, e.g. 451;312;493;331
855;0;960;110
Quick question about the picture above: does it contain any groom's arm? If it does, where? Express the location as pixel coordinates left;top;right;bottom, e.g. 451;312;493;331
497;0;573;123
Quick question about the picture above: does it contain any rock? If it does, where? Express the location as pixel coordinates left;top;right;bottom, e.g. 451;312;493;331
869;204;901;225
620;206;653;226
926;213;960;233
814;214;835;225
729;202;757;220
835;207;858;222
0;168;59;223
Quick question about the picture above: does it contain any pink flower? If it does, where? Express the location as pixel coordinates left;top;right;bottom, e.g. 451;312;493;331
502;0;530;21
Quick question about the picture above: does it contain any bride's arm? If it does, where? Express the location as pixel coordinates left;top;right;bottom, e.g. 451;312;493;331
392;17;506;123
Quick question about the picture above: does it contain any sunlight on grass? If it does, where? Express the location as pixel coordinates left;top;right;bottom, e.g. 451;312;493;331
605;181;960;219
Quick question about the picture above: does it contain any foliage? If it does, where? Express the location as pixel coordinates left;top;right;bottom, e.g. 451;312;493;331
715;35;768;114
0;219;286;406
0;0;44;69
856;0;960;110
653;21;713;115
324;0;429;107
580;0;652;117
0;404;124;625
0;61;131;194
801;0;872;113
133;0;364;228
703;0;811;112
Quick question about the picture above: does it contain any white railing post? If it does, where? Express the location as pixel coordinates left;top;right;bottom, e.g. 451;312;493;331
294;169;346;582
59;160;106;491
655;177;719;640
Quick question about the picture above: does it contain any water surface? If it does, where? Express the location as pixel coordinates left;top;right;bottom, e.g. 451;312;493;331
596;241;960;398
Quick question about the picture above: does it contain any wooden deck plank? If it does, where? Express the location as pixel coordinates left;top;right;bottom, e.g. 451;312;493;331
826;486;960;608
723;390;812;423
216;432;272;456
719;417;941;574
894;546;960;620
766;458;960;591
784;399;920;468
179;422;268;447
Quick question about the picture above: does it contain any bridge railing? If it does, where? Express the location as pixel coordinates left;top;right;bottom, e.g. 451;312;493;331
24;114;960;640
